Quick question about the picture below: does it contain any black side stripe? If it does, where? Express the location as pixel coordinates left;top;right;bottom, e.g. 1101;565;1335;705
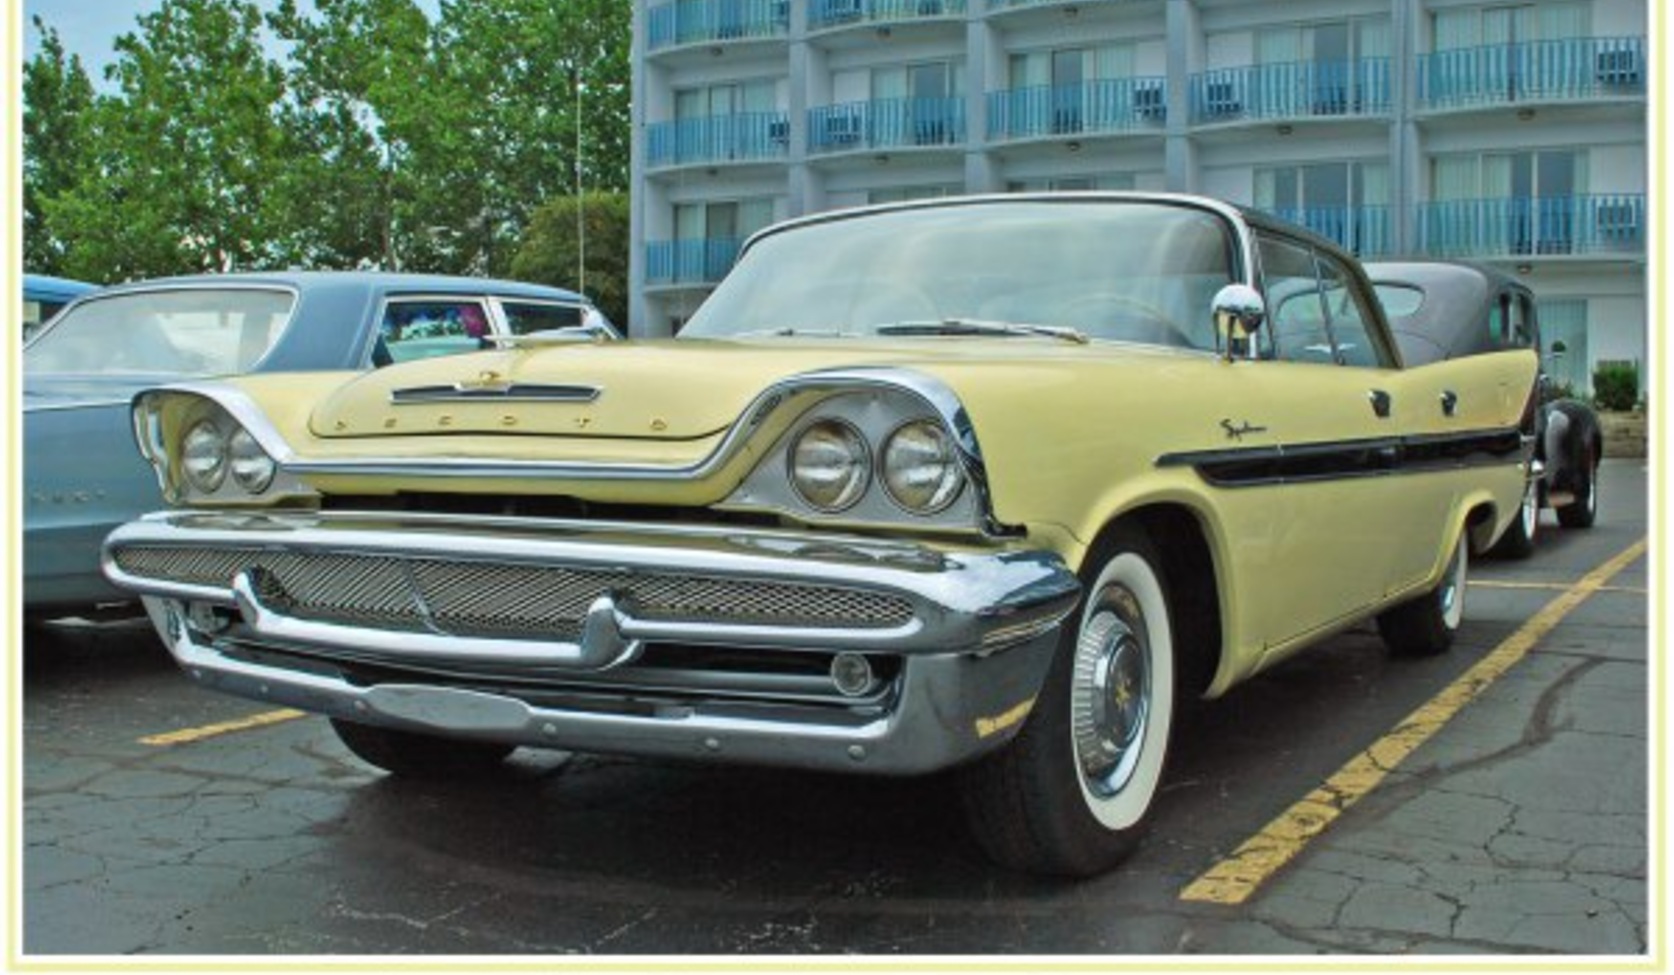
1157;428;1528;488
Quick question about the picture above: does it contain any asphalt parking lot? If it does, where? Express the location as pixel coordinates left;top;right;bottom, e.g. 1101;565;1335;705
19;459;1651;957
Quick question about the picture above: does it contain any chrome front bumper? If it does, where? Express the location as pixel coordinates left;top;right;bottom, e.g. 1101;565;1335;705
105;510;1081;774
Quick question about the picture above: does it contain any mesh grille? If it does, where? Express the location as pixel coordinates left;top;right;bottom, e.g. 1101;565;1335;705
112;544;915;635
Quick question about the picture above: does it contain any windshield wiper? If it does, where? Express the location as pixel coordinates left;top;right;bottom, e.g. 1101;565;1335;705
730;327;858;338
876;318;1089;344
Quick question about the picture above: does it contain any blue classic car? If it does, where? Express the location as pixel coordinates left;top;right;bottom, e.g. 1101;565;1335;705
23;273;97;341
24;271;611;621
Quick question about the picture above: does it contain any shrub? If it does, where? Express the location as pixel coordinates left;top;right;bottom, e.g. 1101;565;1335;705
1592;362;1639;412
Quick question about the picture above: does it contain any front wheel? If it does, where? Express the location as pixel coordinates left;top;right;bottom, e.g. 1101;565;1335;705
958;525;1177;876
1377;533;1467;657
330;718;515;778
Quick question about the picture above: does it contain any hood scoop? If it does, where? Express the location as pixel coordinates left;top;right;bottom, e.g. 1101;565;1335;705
389;382;601;404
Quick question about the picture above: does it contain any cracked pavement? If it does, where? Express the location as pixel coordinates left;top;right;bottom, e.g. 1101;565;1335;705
17;461;1650;956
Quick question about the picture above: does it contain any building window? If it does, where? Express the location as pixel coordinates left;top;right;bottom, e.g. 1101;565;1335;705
1432;149;1587;254
1009;44;1134;134
1255;161;1389;255
1255;18;1389;114
1006;174;1136;193
1432;2;1590;51
868;184;962;204
675;79;778;121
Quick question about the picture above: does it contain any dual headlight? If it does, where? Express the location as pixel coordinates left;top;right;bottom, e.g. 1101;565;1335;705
181;419;278;495
788;418;963;515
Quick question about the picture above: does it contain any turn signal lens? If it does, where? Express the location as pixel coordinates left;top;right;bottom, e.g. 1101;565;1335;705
881;420;963;513
181;420;228;493
789;419;870;512
228;427;276;494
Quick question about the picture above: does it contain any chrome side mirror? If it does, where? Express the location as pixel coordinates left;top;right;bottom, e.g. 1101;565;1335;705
1212;284;1266;360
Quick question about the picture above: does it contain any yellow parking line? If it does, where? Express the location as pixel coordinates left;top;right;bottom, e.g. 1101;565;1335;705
139;709;308;746
1180;537;1648;906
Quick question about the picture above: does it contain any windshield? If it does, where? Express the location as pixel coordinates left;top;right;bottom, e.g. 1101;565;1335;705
25;288;296;377
681;200;1239;351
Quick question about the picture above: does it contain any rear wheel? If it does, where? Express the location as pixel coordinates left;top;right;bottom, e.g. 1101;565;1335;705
1377;533;1466;657
1489;479;1538;559
1556;453;1599;528
959;525;1176;876
330;718;515;778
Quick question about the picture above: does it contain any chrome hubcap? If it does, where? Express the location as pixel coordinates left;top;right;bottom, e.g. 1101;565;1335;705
1072;588;1151;798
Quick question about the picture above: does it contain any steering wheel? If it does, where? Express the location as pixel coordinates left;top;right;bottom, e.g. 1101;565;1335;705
1060;293;1196;348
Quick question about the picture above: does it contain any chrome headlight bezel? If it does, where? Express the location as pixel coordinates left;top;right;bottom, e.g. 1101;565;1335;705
131;387;312;508
722;385;986;532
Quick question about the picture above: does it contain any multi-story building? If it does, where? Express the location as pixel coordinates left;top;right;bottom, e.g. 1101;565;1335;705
628;0;1647;394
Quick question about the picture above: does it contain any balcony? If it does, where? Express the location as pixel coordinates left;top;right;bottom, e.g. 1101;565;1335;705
987;76;1167;141
1257;205;1393;258
646;0;789;51
1418;194;1646;259
645;238;744;286
807;97;966;154
1417;36;1646;111
1189;58;1391;125
808;0;966;32
646;113;791;170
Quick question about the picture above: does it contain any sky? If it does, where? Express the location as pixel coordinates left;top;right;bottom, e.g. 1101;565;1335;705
22;0;442;85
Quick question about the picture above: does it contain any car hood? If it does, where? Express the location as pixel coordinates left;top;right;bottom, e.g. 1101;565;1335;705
307;337;1139;441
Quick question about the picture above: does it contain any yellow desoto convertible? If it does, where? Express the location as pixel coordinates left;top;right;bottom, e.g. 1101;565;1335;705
103;194;1534;876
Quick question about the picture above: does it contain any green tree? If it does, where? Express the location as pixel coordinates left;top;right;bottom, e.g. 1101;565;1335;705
510;191;630;328
426;0;631;275
266;0;432;269
46;0;291;281
21;18;97;276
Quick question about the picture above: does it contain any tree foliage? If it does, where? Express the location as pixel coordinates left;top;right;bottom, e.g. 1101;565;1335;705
23;0;632;291
44;0;290;280
511;191;630;327
22;19;97;276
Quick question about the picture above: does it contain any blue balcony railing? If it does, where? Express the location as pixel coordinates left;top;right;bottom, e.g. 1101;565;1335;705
987;76;1167;140
1189;58;1391;124
646;0;789;50
646;112;790;168
1417;36;1645;109
1419;194;1645;258
1259;205;1394;258
807;97;966;153
808;0;967;31
646;238;744;285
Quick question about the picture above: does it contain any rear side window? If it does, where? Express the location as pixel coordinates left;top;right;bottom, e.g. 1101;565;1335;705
502;300;587;335
377;299;493;364
25;288;295;376
1372;284;1425;320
